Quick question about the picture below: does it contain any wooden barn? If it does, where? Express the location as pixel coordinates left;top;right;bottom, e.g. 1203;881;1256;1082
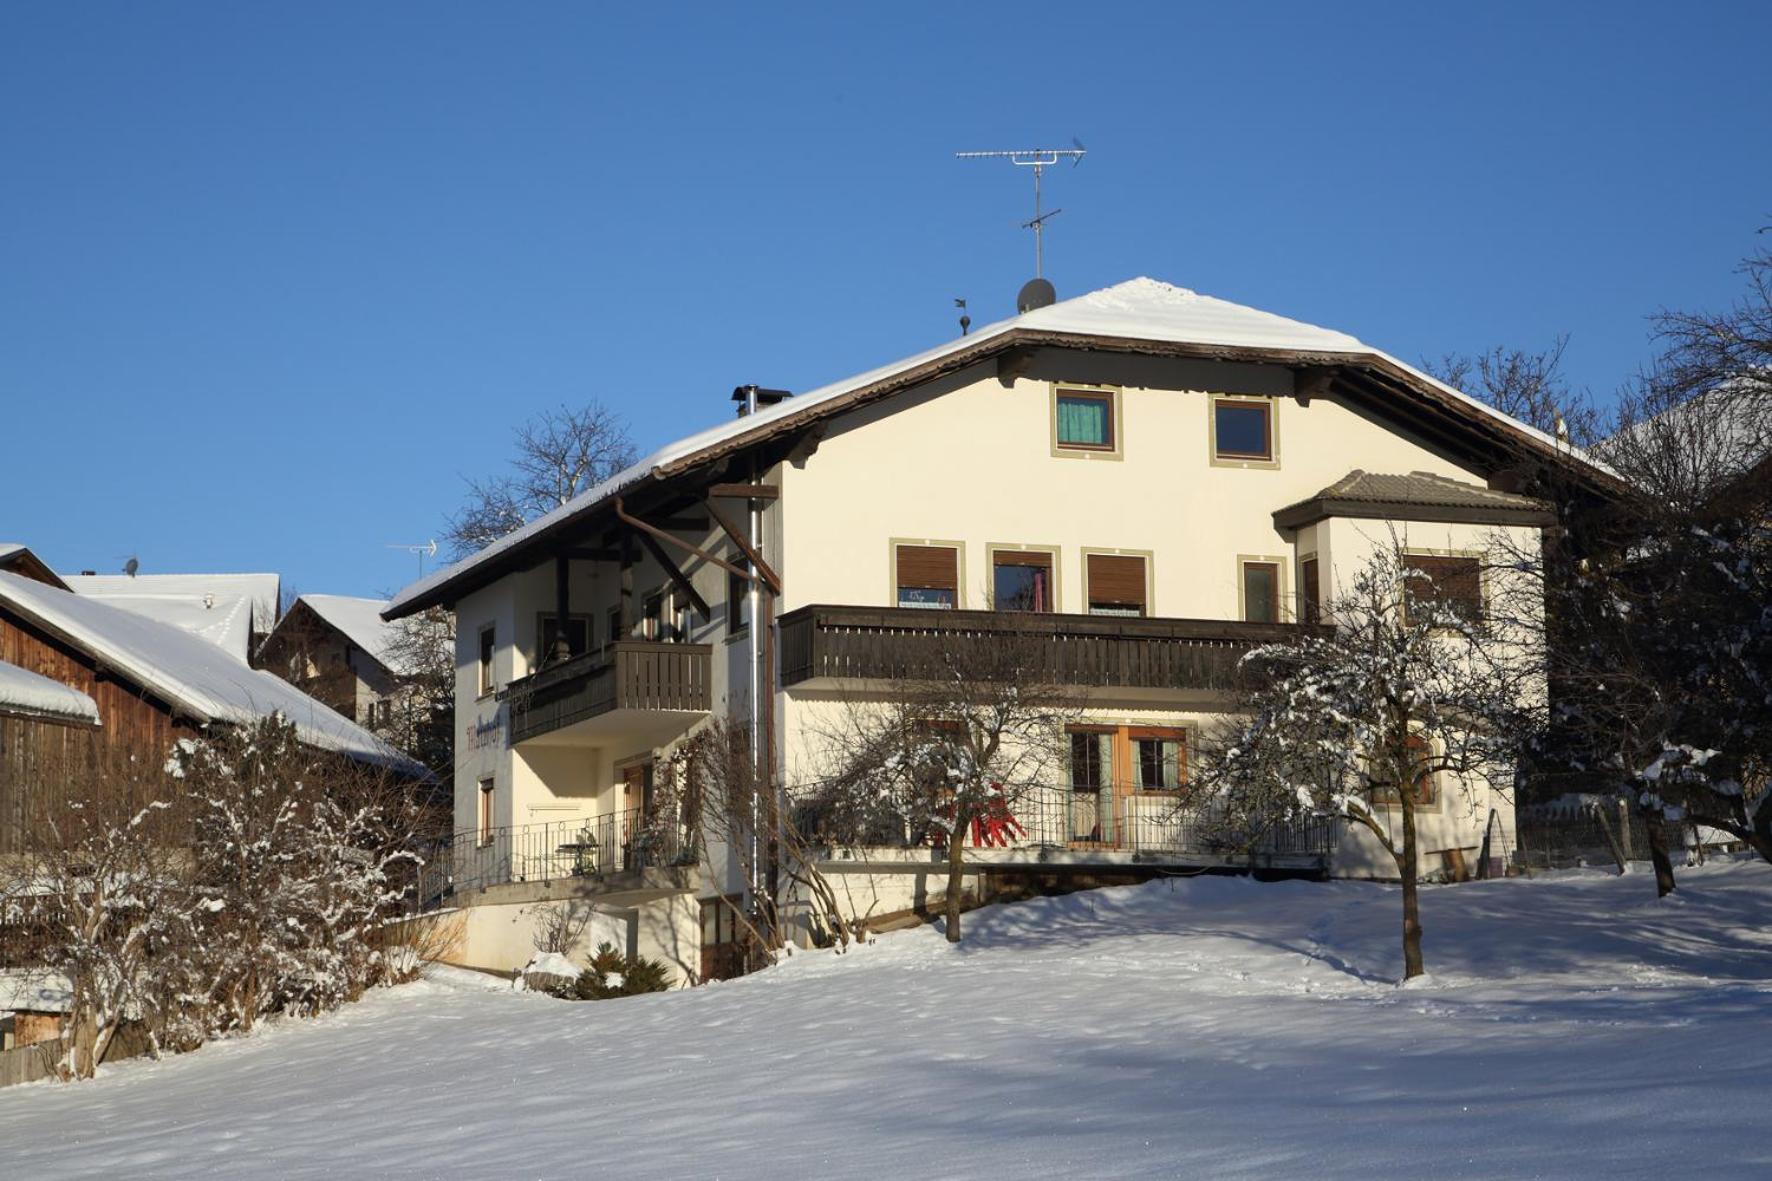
0;567;422;855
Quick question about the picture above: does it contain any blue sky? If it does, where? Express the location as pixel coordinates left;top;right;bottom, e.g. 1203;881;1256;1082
3;2;1768;599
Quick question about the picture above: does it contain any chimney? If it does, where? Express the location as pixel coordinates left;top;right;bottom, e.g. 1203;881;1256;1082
731;385;792;418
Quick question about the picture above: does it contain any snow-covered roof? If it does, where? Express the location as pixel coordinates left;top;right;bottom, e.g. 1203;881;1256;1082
283;594;405;674
0;544;70;591
388;276;1604;617
0;571;420;773
0;659;99;725
1598;381;1771;498
0;970;71;1015
61;572;280;664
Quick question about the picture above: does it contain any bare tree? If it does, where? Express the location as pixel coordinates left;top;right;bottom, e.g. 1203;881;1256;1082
1426;336;1603;447
1538;243;1772;893
663;718;855;972
374;605;456;800
1192;545;1543;980
797;629;1080;944
444;402;635;556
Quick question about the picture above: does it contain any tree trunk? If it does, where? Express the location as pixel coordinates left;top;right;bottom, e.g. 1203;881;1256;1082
1399;798;1425;980
943;830;967;944
1643;810;1678;897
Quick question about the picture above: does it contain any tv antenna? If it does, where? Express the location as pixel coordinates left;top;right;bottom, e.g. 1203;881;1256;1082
956;142;1086;278
387;539;438;578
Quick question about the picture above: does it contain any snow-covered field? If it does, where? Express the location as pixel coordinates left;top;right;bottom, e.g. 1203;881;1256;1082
4;862;1770;1180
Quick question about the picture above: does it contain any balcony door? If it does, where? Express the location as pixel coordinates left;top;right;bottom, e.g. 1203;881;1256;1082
621;762;654;870
1065;726;1187;849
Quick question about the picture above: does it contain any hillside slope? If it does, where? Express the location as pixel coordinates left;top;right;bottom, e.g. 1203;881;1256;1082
3;862;1769;1179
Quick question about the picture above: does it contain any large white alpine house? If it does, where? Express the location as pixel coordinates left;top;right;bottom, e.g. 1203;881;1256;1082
386;277;1617;983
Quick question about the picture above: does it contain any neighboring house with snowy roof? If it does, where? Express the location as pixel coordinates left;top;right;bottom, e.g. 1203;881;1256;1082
257;594;408;729
0;570;424;856
0;545;68;591
60;571;280;664
385;276;1618;983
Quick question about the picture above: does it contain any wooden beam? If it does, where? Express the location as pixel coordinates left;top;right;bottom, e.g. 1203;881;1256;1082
704;498;783;595
634;530;711;619
708;482;779;500
563;547;622;562
614;498;755;583
1293;366;1335;406
996;345;1036;388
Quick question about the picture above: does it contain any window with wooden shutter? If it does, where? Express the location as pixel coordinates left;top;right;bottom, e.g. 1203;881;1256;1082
1402;554;1482;625
896;544;959;609
991;549;1054;612
1086;554;1147;617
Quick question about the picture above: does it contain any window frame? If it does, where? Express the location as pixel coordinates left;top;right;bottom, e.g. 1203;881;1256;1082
985;543;1060;613
1237;556;1287;624
477;624;497;698
727;556;752;636
1401;551;1485;627
1128;725;1188;795
1209;394;1279;468
1298;554;1321;625
891;539;965;611
1050;384;1124;460
477;777;496;846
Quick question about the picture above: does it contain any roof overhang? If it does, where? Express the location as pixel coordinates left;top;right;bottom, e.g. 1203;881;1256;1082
386;328;1625;618
1273;496;1559;532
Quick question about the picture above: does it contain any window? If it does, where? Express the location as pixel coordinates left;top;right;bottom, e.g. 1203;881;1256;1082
477;625;496;696
1241;560;1281;624
1299;556;1321;625
727;558;752;633
537;614;592;664
991;549;1054;612
605;605;623;650
1213;398;1273;462
895;543;959;610
1067;729;1113;843
1402;554;1482;625
1087;553;1148;617
675;602;695;643
1374;734;1438;808
1133;728;1186;792
641;591;664;641
477;778;495;845
700;895;746;982
1054;389;1116;452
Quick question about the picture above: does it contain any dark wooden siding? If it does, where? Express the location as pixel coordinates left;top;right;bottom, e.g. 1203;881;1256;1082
0;608;192;851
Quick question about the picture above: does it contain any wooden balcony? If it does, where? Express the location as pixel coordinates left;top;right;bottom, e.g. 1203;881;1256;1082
778;604;1325;692
499;641;711;745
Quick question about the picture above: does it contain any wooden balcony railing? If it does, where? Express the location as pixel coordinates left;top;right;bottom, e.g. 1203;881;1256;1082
499;641;711;744
778;604;1326;692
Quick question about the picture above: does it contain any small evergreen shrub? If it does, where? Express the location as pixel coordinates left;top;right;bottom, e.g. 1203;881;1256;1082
572;941;672;999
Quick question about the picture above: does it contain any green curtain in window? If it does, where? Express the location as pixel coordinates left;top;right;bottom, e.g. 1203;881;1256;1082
1057;397;1109;446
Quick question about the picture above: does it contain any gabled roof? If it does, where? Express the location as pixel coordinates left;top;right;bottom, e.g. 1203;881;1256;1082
0;544;70;591
0;659;100;725
61;572;280;664
270;594;407;675
1274;470;1558;530
0;571;419;773
387;277;1616;618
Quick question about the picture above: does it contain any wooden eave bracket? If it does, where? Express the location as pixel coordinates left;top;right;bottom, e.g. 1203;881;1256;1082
1293;365;1336;406
996;345;1036;388
704;498;783;595
613;498;741;611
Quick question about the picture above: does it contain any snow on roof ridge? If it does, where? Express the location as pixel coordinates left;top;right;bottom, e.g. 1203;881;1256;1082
387;276;1595;614
293;594;404;672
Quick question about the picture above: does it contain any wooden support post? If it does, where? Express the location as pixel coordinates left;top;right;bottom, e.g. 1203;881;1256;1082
552;555;571;664
635;530;711;619
619;537;635;639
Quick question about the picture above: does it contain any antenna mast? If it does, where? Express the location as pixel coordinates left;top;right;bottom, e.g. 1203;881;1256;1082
387;540;439;579
956;144;1086;278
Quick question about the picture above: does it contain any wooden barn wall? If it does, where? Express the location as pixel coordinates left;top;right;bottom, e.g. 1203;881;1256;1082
0;609;194;851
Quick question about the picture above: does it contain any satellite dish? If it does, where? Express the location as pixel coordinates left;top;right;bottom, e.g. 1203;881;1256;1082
1017;278;1057;313
123;556;139;577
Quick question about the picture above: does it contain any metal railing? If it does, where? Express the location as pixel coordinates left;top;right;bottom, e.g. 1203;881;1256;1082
791;785;1336;865
418;807;694;905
